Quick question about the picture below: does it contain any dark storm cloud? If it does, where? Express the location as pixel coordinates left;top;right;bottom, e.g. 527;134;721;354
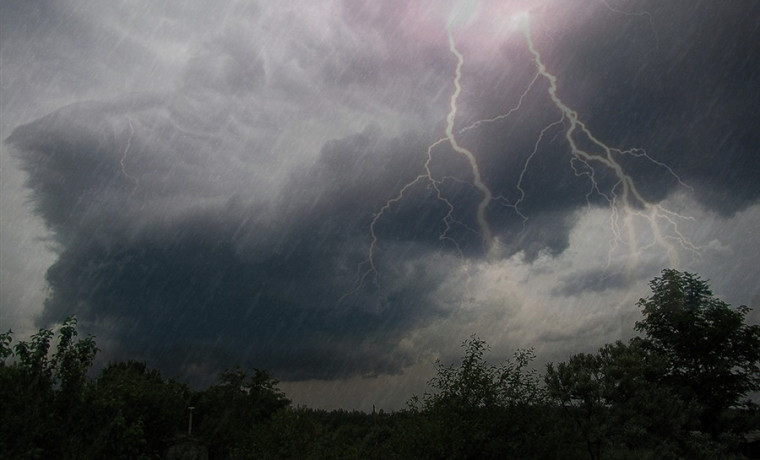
38;210;449;381
7;97;160;233
7;97;458;381
416;1;760;234
4;0;760;387
3;0;464;381
4;92;587;381
533;0;760;215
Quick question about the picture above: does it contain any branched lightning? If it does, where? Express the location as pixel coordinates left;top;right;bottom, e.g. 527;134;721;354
341;137;457;301
344;6;699;300
345;26;499;298
497;118;565;229
460;73;541;135
518;15;698;267
120;117;139;192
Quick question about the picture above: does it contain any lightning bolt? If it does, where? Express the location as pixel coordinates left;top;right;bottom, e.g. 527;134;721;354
344;24;498;298
444;27;495;251
344;6;699;301
516;14;698;267
120;117;139;192
339;137;458;302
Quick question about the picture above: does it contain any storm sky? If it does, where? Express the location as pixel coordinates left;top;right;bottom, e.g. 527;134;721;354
2;0;759;410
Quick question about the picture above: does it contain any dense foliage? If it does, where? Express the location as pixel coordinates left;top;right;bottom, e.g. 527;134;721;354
1;270;758;459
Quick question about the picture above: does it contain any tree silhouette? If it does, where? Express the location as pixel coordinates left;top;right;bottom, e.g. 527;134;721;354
635;269;760;436
408;336;551;459
547;269;760;458
0;316;98;458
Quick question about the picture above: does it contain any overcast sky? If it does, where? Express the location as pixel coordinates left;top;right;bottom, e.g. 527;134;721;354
2;0;759;410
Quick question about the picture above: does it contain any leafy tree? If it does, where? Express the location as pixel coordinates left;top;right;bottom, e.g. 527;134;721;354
635;269;760;436
194;366;290;459
547;269;760;458
0;316;98;459
248;407;327;459
545;350;606;460
408;336;551;459
52;317;99;398
546;339;702;459
0;330;12;361
82;360;192;459
419;335;545;411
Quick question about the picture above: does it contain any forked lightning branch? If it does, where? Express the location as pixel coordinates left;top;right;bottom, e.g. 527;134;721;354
346;8;699;299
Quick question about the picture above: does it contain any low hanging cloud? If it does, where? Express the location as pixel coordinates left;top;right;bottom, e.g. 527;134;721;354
7;98;456;380
4;0;760;387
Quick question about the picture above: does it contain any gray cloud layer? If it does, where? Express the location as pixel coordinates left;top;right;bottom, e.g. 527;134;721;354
4;0;759;385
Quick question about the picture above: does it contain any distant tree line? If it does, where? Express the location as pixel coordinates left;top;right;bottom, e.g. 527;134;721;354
1;269;759;459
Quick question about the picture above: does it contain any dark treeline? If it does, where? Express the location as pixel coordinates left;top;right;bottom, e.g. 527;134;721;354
2;269;759;459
